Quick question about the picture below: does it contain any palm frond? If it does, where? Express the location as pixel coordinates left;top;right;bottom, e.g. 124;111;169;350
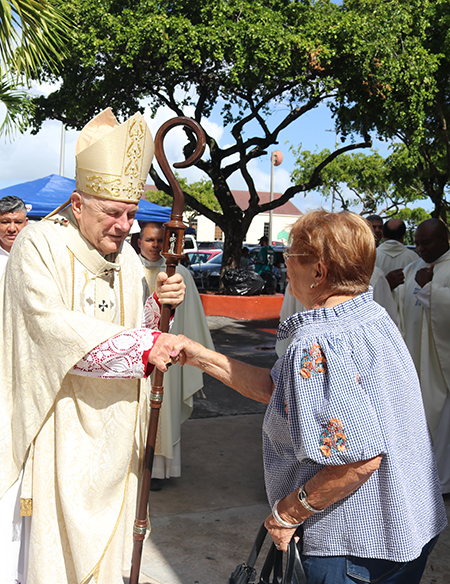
0;74;35;138
0;0;71;80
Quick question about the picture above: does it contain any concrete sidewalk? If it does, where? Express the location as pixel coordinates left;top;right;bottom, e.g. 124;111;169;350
125;316;450;584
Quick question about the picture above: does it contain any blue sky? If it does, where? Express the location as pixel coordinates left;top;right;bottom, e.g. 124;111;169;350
0;83;409;215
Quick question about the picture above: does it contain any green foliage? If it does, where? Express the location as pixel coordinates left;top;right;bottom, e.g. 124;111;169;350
291;145;429;215
0;0;72;137
330;0;450;221
0;0;70;79
0;75;35;137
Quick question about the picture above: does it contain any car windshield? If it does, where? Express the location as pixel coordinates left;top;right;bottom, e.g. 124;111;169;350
188;252;212;264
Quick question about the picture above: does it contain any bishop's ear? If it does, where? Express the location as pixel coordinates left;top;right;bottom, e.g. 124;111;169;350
70;192;83;218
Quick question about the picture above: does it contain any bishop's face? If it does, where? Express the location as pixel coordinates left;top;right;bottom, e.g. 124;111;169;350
71;192;138;256
138;223;164;262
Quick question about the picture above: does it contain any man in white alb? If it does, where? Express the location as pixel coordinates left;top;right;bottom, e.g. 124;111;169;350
375;218;417;300
0;108;186;584
138;221;214;488
0;196;28;277
397;218;450;493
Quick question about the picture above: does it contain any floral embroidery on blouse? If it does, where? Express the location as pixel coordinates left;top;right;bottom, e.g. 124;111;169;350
300;343;327;378
319;418;349;458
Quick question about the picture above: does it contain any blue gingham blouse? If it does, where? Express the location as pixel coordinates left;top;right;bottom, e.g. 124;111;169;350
263;290;447;562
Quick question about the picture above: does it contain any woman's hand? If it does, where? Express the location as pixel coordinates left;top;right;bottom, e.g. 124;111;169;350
148;332;181;372
265;489;310;552
264;511;299;553
172;334;204;368
155;272;186;308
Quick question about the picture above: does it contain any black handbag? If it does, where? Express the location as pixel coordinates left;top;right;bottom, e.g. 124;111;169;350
228;523;308;584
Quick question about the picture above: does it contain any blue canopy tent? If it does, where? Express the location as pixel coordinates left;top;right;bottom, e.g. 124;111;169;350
0;174;172;222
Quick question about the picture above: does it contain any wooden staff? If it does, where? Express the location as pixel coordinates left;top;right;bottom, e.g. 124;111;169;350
129;117;206;584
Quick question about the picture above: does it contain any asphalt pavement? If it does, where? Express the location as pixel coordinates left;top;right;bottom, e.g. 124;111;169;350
124;315;450;584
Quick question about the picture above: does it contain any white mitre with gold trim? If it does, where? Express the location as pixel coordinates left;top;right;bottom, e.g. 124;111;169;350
75;108;154;203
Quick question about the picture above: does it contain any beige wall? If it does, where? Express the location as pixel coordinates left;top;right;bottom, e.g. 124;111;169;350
188;212;298;245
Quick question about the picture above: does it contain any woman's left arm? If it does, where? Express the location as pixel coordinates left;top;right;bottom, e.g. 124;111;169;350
265;455;382;551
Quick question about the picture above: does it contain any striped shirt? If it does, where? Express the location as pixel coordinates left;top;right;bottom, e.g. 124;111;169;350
264;290;446;561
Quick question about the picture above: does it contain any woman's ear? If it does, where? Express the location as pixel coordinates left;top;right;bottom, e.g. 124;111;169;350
315;261;328;285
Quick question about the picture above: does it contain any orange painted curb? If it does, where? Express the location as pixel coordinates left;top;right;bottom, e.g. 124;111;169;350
200;293;284;321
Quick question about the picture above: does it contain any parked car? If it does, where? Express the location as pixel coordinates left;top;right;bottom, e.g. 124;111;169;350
198;241;224;249
184;234;198;252
187;249;222;266
190;251;223;290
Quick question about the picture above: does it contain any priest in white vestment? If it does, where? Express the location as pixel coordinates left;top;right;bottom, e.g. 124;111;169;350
137;222;214;484
397;218;450;493
0;196;29;278
0;109;186;584
375;218;417;307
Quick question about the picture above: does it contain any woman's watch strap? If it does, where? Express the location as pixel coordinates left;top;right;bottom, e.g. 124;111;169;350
297;485;322;514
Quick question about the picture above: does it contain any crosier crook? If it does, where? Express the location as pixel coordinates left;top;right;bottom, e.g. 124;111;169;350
130;117;206;584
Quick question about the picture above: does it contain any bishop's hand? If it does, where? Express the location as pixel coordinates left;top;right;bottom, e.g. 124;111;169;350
155;272;186;308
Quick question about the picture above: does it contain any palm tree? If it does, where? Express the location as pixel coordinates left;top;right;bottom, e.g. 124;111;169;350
0;76;34;137
0;0;70;136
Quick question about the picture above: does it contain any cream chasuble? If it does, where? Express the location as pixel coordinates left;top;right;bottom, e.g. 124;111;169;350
0;208;151;584
141;256;214;478
398;249;450;440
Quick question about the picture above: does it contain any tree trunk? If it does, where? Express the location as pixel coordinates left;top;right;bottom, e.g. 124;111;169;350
218;219;248;294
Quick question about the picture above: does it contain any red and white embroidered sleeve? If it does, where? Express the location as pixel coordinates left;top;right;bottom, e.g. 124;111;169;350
71;329;161;379
71;292;168;379
142;293;162;329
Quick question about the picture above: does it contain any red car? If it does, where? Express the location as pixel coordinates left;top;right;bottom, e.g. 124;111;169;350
186;249;222;265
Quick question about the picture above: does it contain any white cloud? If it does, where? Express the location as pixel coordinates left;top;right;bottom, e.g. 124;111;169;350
0;116;79;189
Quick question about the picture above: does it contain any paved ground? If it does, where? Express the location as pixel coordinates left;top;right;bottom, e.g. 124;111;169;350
124;316;450;584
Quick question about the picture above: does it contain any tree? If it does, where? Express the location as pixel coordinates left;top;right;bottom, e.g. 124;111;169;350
0;0;71;136
291;146;428;215
147;174;220;226
330;0;450;222
29;0;374;288
0;77;35;137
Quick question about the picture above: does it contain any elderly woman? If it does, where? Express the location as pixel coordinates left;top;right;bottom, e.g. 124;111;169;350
174;210;446;584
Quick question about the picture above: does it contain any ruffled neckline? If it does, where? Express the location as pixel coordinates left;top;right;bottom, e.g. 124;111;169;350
277;289;382;341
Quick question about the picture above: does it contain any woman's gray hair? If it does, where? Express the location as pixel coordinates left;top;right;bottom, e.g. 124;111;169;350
0;196;27;216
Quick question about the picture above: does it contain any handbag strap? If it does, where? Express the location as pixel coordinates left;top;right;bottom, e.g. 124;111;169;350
256;525;308;584
284;533;307;584
246;523;269;568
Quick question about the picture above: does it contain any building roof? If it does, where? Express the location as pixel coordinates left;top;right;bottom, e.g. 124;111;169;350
144;185;301;216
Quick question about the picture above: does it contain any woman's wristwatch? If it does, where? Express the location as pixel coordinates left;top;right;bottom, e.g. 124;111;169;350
297;485;322;514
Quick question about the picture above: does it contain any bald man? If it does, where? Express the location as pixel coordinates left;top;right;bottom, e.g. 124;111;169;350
375;219;418;310
397;218;450;493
